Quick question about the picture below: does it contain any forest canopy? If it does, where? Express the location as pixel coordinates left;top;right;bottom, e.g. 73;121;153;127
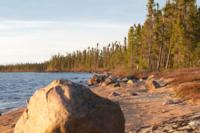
0;0;200;73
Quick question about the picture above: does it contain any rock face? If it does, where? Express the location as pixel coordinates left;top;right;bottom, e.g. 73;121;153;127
14;80;125;133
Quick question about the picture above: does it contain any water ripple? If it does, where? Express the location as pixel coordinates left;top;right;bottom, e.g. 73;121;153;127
0;72;92;113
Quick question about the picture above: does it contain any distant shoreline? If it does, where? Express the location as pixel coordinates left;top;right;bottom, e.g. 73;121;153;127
0;70;94;73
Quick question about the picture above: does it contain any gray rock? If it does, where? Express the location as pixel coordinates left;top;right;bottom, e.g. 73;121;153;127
121;78;128;82
152;80;167;88
114;82;120;87
104;75;117;86
105;77;114;85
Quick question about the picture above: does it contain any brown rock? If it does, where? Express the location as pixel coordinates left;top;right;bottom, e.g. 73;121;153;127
14;80;125;133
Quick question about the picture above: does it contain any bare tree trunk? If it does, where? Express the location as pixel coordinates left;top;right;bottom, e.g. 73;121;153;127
165;43;172;69
157;43;163;70
148;42;152;70
130;44;134;71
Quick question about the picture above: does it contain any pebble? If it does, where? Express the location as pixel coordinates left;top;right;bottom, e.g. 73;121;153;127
110;92;120;97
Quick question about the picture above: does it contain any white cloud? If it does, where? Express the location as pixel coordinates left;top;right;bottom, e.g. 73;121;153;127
0;19;129;64
0;19;131;31
0;20;54;30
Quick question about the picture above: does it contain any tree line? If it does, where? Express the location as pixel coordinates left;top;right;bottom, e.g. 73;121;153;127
0;0;200;73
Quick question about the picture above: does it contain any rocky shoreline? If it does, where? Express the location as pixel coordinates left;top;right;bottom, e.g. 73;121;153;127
1;70;200;133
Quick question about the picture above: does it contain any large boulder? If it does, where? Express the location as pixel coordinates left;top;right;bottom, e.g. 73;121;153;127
14;80;125;133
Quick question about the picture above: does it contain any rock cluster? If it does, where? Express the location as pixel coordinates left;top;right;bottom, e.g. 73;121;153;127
14;80;125;133
87;73;109;85
134;113;200;133
87;73;139;87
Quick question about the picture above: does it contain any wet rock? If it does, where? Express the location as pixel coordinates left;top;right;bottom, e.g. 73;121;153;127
14;80;125;133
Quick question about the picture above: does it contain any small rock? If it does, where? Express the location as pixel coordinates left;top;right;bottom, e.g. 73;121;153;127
151;125;158;131
121;78;128;82
152;80;167;88
127;80;135;85
87;79;93;86
103;75;117;86
101;82;107;87
147;75;154;80
131;92;138;96
113;82;120;87
161;109;168;113
110;92;121;97
104;77;113;85
189;120;200;129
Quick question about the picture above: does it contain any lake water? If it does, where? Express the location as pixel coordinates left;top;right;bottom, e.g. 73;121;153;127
0;72;92;114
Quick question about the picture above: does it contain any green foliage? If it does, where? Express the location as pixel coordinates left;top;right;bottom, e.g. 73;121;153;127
0;0;199;72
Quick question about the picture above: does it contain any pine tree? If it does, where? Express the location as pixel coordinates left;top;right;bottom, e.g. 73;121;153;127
128;26;135;69
143;0;156;70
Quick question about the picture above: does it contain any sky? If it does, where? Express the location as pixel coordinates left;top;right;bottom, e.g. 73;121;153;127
0;0;199;64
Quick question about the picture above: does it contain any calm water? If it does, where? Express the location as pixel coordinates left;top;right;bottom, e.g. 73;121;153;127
0;72;92;114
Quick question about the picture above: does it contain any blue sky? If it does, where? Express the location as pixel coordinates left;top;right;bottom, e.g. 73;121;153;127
0;0;199;64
